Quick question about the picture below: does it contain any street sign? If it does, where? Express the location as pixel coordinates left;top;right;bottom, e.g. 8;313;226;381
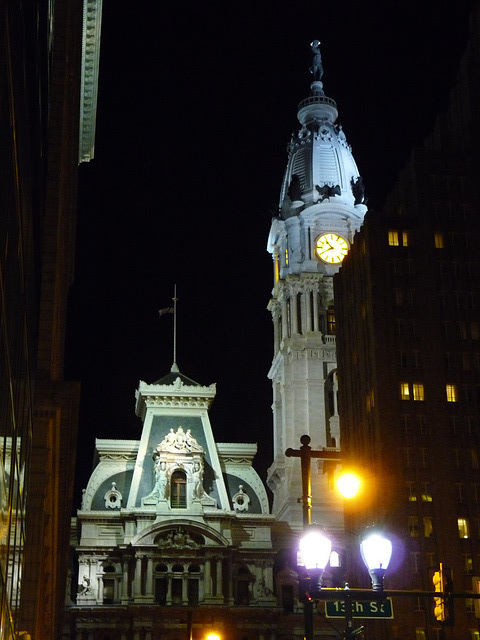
325;598;394;619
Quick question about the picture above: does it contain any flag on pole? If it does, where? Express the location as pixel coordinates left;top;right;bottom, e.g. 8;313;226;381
158;307;174;317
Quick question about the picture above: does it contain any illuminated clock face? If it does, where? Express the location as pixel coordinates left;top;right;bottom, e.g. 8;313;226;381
315;233;349;263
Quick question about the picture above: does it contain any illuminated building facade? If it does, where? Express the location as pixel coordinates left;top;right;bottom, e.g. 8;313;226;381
266;41;367;536
64;367;285;639
335;7;480;638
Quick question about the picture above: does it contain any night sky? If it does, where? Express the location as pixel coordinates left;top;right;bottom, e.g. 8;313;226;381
65;0;476;506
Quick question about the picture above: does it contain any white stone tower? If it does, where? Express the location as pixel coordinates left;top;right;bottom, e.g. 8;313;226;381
266;41;368;532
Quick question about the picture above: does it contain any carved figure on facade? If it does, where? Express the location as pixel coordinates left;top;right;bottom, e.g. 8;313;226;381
156;426;204;453
157;528;199;549
78;575;94;595
143;459;169;503
351;176;366;205
192;461;205;499
287;174;302;202
315;183;341;202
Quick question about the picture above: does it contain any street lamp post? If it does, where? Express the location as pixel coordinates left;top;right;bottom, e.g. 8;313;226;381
285;434;342;528
287;435;389;640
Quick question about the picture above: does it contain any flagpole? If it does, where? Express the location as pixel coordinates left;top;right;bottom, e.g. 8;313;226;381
171;284;179;373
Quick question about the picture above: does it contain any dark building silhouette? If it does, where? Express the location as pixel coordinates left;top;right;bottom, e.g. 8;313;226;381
0;1;100;638
335;6;480;639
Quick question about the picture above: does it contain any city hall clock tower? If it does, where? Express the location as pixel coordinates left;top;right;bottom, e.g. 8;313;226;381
266;41;367;532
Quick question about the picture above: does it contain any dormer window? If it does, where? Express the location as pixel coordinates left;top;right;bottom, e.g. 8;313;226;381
171;470;187;508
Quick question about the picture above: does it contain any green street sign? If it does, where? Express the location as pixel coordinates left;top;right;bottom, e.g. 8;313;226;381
325;597;394;619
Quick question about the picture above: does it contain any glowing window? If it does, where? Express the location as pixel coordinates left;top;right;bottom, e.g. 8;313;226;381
434;232;445;248
327;307;336;334
458;518;470;538
400;382;410;400
413;383;425;401
285;248;289;266
421;482;432;501
446;384;458;402
406;481;417;501
415;629;426;640
388;230;399;246
423;517;434;538
402;231;409;246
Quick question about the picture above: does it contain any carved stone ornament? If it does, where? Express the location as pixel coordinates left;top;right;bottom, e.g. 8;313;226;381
104;481;122;509
157;528;199;549
232;485;250;512
156;426;204;453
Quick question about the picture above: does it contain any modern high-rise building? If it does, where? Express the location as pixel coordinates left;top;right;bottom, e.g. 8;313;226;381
335;6;480;639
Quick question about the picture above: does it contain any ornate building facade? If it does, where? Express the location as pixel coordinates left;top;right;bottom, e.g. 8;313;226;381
64;369;287;639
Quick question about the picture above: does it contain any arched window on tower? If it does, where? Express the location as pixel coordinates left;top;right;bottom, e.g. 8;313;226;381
171;470;187;508
327;306;336;334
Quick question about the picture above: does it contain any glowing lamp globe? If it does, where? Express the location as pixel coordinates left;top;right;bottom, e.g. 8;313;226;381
336;472;361;499
360;528;392;591
299;527;332;571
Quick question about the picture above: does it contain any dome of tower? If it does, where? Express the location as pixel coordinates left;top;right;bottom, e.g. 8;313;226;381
278;41;366;219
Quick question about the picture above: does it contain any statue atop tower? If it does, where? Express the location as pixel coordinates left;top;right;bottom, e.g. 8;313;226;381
309;39;324;81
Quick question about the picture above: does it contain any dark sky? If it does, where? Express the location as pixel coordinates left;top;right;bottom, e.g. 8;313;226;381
65;0;476;505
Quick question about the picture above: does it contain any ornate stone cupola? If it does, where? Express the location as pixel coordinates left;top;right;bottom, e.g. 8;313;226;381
266;41;368;532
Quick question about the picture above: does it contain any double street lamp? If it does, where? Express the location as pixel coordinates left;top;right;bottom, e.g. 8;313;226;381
298;525;392;593
298;524;393;640
286;435;392;640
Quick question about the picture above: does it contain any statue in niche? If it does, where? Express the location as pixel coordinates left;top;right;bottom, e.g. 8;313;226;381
310;40;323;81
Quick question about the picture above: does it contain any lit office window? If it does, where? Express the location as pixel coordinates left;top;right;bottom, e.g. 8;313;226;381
402;231;409;246
413;383;425;401
406;481;416;501
388;230;399;246
423;517;434;538
458;518;470;538
421;482;432;502
415;628;426;640
434;232;445;248
446;384;458;402
400;382;410;400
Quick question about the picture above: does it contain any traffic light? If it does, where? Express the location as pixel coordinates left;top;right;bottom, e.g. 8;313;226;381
432;563;454;625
